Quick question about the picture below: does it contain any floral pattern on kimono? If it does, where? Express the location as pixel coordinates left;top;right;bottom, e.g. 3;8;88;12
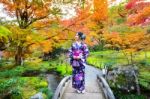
68;42;89;91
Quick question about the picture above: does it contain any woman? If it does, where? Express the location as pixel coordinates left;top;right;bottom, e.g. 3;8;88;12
68;32;89;94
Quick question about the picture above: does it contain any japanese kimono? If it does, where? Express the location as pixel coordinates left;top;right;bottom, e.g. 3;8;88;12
69;41;89;91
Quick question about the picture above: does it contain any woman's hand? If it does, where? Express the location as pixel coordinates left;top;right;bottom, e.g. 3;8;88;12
73;56;80;60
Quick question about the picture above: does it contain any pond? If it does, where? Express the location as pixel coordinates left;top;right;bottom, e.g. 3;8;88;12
46;73;63;93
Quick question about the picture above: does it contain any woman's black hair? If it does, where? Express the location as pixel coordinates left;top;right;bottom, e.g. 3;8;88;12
77;32;86;40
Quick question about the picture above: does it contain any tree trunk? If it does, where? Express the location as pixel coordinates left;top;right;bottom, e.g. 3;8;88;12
133;71;141;95
122;50;130;64
0;51;2;60
15;46;23;66
144;51;147;60
131;52;134;65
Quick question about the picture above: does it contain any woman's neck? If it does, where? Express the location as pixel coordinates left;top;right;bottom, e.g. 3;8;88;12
76;40;81;43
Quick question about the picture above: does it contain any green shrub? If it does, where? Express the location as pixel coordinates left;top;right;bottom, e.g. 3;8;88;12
116;18;126;24
0;77;24;98
40;88;53;99
56;64;72;76
20;77;49;99
139;72;150;90
11;87;22;99
35;81;48;89
0;78;17;93
0;66;25;78
139;60;150;66
116;94;146;99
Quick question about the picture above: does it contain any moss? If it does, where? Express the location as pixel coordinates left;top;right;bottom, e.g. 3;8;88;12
20;77;51;99
0;77;51;99
36;81;48;89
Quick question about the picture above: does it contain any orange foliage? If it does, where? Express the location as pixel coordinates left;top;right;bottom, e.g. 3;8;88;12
104;32;145;50
2;51;14;59
61;2;109;47
40;40;53;53
61;5;94;46
0;0;52;29
93;0;108;22
104;32;122;45
126;1;150;26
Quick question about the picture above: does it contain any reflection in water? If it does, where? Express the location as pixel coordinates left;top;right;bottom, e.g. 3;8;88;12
47;73;63;93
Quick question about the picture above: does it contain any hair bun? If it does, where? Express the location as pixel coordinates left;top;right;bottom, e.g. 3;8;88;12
81;34;86;40
77;32;86;40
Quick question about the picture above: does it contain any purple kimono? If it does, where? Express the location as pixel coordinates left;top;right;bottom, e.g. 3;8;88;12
69;42;89;91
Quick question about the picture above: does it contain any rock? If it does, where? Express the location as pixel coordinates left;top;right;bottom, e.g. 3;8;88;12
102;68;107;75
106;65;139;92
30;92;43;99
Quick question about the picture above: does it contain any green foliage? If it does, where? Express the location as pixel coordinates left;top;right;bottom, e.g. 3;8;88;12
0;60;56;98
139;72;150;90
115;94;146;99
0;77;24;98
104;61;116;69
108;25;143;34
43;47;66;60
0;66;25;78
11;87;22;99
0;60;4;67
87;50;123;68
20;77;50;99
0;78;17;93
88;50;150;68
88;50;150;98
56;63;72;76
87;57;102;68
0;26;12;38
23;77;47;90
40;88;53;99
108;1;127;24
22;60;56;74
139;60;150;66
89;44;106;52
0;60;58;78
116;18;126;24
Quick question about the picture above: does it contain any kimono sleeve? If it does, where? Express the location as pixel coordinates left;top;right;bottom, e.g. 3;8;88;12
83;44;89;59
68;44;74;65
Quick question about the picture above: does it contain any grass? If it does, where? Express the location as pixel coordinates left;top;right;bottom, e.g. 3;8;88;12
87;50;150;68
87;50;126;68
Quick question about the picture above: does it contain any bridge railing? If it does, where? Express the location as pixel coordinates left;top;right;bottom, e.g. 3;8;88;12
97;75;115;99
52;75;71;99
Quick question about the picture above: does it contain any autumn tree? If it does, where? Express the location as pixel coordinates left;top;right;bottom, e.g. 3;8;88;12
1;0;52;29
126;0;150;26
93;0;108;22
61;5;94;45
103;31;145;64
87;0;108;50
0;0;53;65
124;0;150;63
